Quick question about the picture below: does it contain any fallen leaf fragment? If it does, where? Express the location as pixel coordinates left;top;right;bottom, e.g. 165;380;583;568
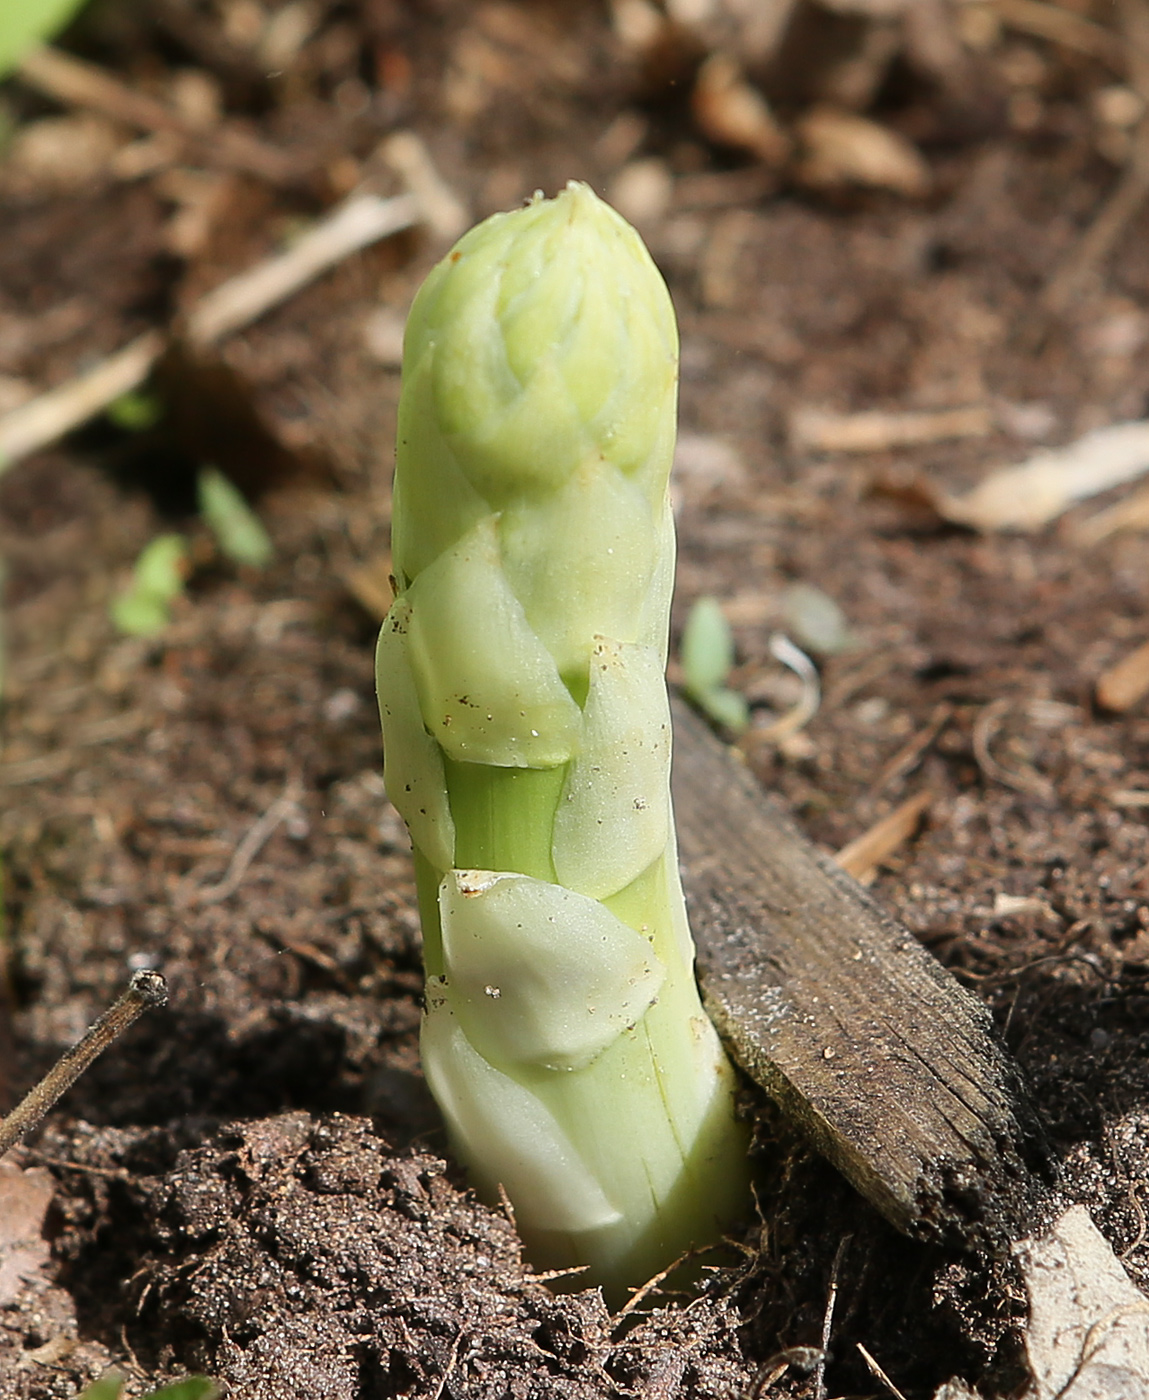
1096;639;1149;713
1015;1204;1149;1399
0;1162;54;1305
794;106;931;198
940;420;1149;532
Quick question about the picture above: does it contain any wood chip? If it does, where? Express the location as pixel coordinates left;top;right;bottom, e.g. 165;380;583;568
673;697;1050;1248
835;789;933;885
1096;639;1149;713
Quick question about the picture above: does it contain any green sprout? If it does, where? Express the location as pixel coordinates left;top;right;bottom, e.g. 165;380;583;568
0;0;88;79
109;533;189;637
376;183;749;1299
105;390;164;434
681;595;749;733
77;1372;218;1400
197;466;274;569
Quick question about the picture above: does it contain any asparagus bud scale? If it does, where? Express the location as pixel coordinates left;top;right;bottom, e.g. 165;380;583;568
377;182;748;1295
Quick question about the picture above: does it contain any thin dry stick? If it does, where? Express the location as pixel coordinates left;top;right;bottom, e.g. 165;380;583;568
380;131;470;242
196;785;302;905
0;971;168;1158
18;44;301;185
866;702;953;801
856;1342;909;1400
0;331;164;468
0;192;420;470
613;1252;690;1321
813;1234;851;1400
187;192;420;346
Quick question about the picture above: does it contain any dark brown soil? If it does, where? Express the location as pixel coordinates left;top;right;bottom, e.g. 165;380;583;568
2;2;1149;1397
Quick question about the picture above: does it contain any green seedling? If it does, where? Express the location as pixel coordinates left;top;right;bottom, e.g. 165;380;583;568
376;182;749;1300
197;467;273;569
106;390;164;434
109;533;189;637
0;0;88;79
78;1371;218;1400
782;582;853;657
681;595;749;733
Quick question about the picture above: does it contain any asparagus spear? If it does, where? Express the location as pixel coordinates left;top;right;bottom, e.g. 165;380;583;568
377;182;748;1297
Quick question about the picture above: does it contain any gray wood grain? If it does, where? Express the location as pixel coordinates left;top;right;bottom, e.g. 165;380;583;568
672;696;1052;1249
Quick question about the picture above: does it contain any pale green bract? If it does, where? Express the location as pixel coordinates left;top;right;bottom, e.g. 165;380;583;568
377;182;748;1297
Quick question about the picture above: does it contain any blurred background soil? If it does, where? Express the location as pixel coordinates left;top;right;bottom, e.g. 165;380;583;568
1;0;1149;1396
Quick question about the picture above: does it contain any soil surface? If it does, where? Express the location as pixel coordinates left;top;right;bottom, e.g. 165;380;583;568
2;2;1149;1397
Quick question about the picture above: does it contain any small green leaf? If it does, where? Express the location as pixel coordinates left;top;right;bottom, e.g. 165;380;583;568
782;582;853;656
197;467;273;569
0;0;89;79
110;534;189;637
75;1372;220;1400
133;534;189;603
680;596;748;731
681;596;735;694
693;684;749;733
76;1372;124;1400
106;390;163;433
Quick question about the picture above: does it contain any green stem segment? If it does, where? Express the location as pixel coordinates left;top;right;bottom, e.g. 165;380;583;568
377;182;748;1300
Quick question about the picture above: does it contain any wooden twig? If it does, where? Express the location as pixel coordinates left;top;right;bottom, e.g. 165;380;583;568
672;696;1052;1249
0;192;420;470
866;702;953;800
0;971;167;1158
185;193;420;347
0;332;164;468
791;405;991;455
380;132;470;242
17;45;303;186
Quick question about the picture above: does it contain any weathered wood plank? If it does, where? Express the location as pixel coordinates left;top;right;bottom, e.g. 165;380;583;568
672;696;1052;1249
